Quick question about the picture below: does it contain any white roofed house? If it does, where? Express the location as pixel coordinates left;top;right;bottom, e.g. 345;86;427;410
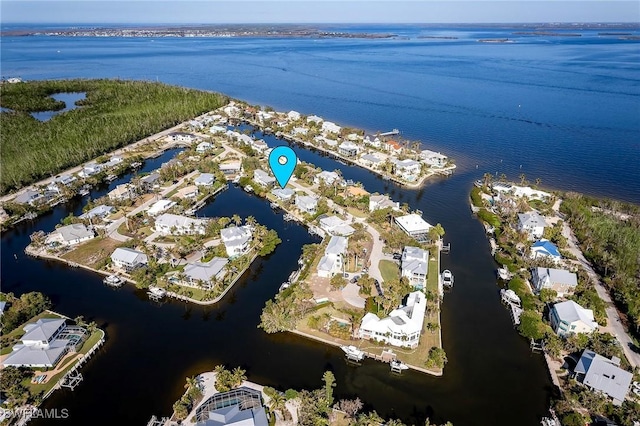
395;214;432;242
295;195;318;215
401;247;429;290
183;257;228;288
45;223;95;246
195;173;215;187
550;300;598;337
317;236;348;278
420;150;448;168
220;226;253;257
338;141;360;157
111;247;148;272
154;213;208;235
532;267;578;298
108;183;136;202
358;291;427;349
253;169;276;187
314;170;341;187
360;153;383;169
196;142;213;153
392;159;421;180
318;215;355;237
322;121;342;135
2;318;76;368
574;349;633;406
517;211;547;239
369;194;400;212
287;110;301;121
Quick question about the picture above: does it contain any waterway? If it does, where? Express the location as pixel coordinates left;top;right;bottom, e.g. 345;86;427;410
2;25;638;425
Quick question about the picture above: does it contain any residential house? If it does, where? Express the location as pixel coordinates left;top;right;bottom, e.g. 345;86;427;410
183;258;228;288
45;224;95;246
220;226;253;257
272;188;295;201
518;211;547;238
364;134;382;149
195;173;215;187
401;247;429;290
395;214;432;241
78;162;103;178
550;300;598;337
110;247;148;272
574;349;633;406
531;239;562;262
287;110;301;121
108;183;135;202
146;199;177;216
307;115;323;125
295;195;318;215
358;291;427;349
194;387;269;426
338;141;360;157
384;140;403;154
369;194;400;212
318;215;355;237
420;150;448;167
392;159;421;180
154;213;208;235
317;236;348;278
196;142;213;153
322;121;341;134
532;267;577;297
314;170;341;186
2;318;76;368
13;189;43;206
253;169;276;187
140;172;161;191
80;205;115;220
360;153;383;168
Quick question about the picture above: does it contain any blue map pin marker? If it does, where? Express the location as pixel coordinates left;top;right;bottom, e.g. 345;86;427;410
268;146;297;189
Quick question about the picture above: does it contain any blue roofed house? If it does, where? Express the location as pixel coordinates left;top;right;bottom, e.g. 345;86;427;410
574;349;633;406
530;239;562;262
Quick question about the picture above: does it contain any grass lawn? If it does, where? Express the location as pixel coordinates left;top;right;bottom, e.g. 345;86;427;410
378;260;399;283
62;237;121;268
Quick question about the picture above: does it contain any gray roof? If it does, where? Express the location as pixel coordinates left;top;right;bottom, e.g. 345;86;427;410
518;211;546;228
552;300;597;328
80;205;115;219
51;224;94;242
184;258;228;283
22;318;65;342
575;349;633;403
534;267;578;287
111;247;148;265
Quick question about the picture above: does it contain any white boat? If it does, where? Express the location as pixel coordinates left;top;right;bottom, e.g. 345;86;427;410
441;270;454;288
390;360;409;371
500;289;521;307
147;286;166;299
103;274;123;287
341;345;365;361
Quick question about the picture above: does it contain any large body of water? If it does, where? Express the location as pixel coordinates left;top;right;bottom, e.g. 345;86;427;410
1;25;639;425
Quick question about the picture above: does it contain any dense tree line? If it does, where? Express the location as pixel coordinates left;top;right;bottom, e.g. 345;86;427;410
0;79;228;194
560;193;640;336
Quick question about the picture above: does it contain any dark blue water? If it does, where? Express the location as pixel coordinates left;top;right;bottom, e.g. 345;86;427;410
2;26;639;202
1;26;638;425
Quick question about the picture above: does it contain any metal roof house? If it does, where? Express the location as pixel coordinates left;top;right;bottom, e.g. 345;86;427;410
110;247;148;272
45;223;95;246
575;349;633;406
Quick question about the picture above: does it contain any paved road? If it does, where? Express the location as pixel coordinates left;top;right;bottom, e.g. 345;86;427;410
556;202;640;369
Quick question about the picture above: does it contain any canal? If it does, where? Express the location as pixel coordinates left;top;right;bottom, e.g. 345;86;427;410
2;140;553;426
